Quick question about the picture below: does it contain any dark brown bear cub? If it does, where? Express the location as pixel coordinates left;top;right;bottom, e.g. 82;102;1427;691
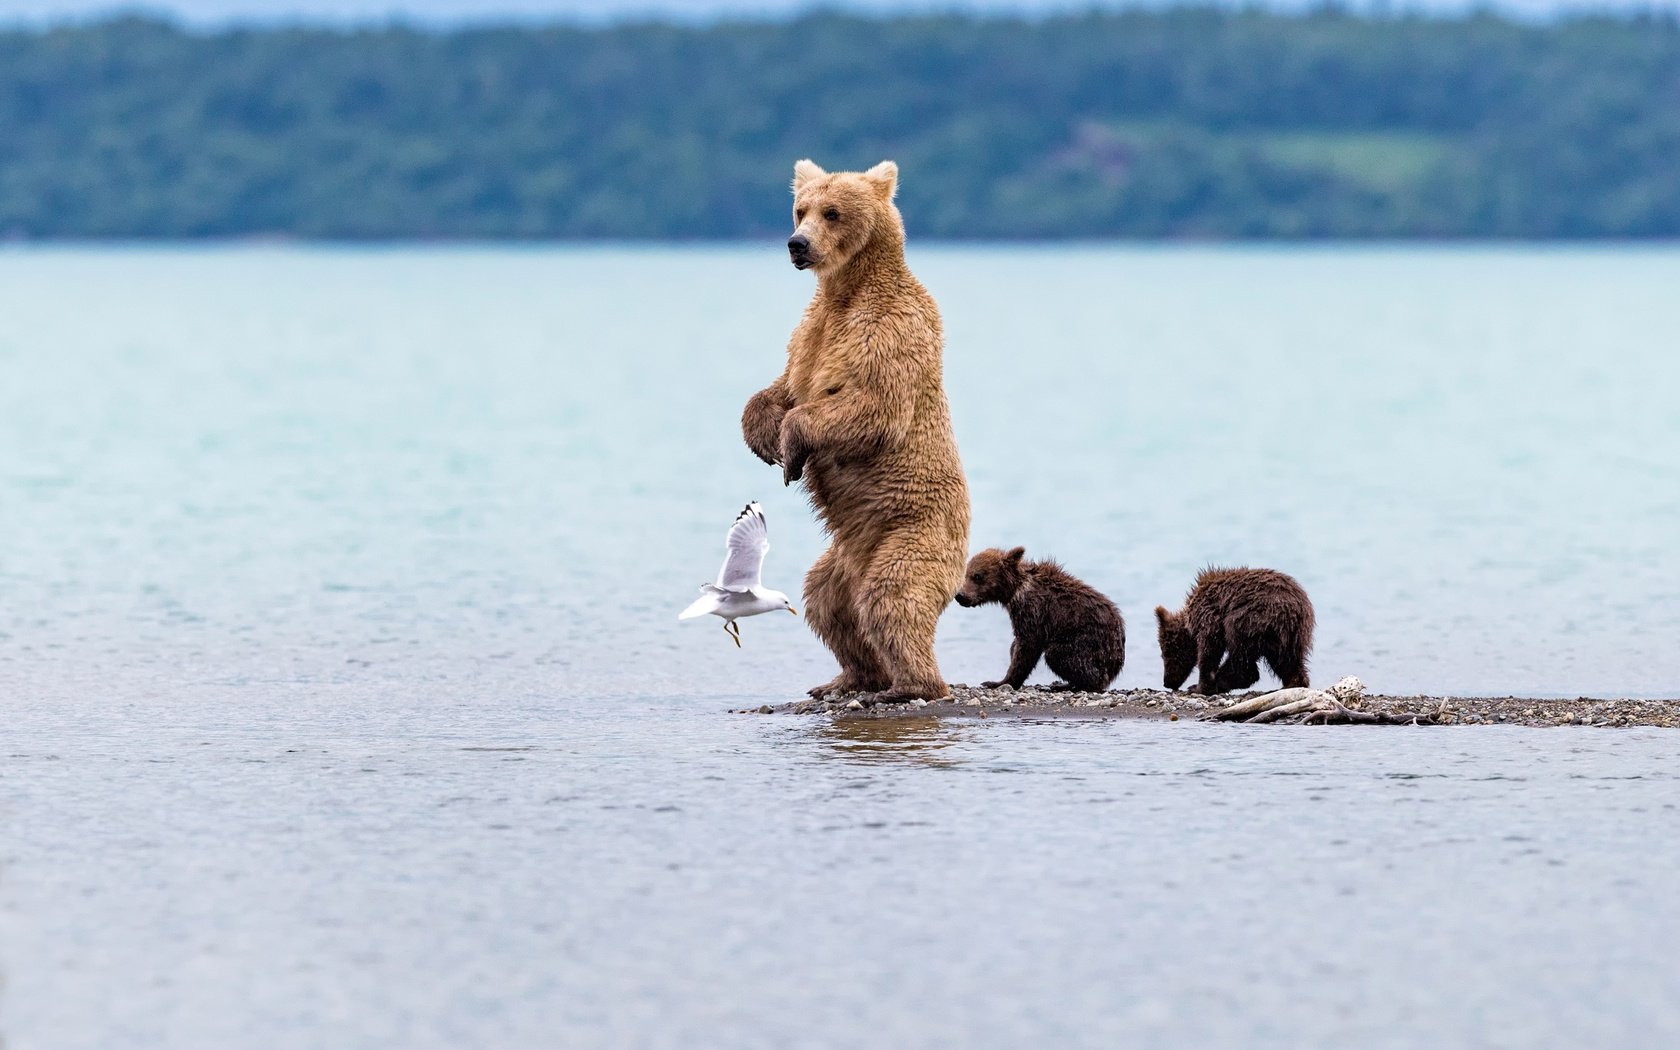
1155;567;1314;695
954;547;1126;692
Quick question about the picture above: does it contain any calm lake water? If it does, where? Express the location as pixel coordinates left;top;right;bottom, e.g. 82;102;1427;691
3;246;1678;1047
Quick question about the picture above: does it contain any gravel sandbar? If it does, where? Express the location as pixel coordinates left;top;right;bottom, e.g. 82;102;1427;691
737;684;1680;728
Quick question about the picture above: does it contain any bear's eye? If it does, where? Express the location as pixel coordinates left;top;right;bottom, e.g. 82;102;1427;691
823;208;840;222
795;207;807;221
969;573;981;583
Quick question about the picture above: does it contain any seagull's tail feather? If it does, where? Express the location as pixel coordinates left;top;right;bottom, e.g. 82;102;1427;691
678;592;721;620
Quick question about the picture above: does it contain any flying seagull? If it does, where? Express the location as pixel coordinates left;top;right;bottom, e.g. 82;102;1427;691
678;501;797;647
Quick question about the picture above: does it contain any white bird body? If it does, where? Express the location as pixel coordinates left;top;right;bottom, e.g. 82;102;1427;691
679;502;797;646
678;584;794;622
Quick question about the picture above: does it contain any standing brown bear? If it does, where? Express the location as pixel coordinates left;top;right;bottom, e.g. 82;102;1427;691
1155;567;1314;695
955;547;1126;692
741;160;969;702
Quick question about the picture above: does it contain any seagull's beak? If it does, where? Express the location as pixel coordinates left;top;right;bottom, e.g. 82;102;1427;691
787;606;799;616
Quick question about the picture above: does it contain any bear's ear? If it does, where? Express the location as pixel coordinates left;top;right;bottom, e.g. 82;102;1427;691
1005;545;1026;565
862;160;898;202
792;159;827;193
1154;606;1171;628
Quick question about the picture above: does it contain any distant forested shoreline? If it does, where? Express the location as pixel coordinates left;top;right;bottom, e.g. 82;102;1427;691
2;11;1678;239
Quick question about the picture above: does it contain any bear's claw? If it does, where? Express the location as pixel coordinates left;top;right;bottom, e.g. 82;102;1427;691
782;451;807;486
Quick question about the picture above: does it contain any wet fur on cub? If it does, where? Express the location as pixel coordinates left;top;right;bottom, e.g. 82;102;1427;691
955;546;1126;692
1155;567;1314;695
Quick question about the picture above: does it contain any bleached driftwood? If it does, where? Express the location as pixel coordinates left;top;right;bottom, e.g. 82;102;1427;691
1210;687;1322;721
1206;676;1440;725
1299;703;1439;725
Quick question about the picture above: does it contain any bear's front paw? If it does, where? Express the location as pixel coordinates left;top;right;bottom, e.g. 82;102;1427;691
742;391;787;465
779;416;812;486
980;680;1011;690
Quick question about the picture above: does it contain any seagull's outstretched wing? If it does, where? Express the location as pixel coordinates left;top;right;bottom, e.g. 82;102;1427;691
716;502;769;592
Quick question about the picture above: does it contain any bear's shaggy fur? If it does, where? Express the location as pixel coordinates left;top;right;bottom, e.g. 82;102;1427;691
742;159;969;702
1155;567;1314;695
955;546;1126;692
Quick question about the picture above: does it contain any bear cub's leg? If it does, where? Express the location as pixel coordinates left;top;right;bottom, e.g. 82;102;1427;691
1044;640;1110;692
1189;634;1226;695
982;636;1044;690
1211;635;1262;693
1266;645;1310;690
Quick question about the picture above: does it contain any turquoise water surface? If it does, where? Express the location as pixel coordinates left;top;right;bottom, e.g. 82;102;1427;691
3;246;1677;1047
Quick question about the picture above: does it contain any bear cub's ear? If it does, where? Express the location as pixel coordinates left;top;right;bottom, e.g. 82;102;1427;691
792;159;827;193
1154;606;1172;628
863;160;898;201
1005;545;1026;565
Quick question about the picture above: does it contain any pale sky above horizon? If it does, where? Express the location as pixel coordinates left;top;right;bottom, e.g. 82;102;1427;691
3;0;1676;26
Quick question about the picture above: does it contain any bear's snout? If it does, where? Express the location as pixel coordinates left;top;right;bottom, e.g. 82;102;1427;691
787;233;812;268
953;592;975;608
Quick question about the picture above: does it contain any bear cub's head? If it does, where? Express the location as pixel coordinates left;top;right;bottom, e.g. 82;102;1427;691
1154;607;1196;690
955;546;1028;608
787;159;901;274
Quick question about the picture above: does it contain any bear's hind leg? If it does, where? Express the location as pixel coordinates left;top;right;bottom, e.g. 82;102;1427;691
804;544;890;698
858;536;956;703
1045;639;1115;692
1213;650;1262;692
1266;644;1310;690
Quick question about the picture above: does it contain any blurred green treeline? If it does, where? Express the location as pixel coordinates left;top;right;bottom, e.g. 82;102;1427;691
2;9;1678;238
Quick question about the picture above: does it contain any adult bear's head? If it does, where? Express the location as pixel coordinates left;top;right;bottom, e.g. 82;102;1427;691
786;159;901;274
